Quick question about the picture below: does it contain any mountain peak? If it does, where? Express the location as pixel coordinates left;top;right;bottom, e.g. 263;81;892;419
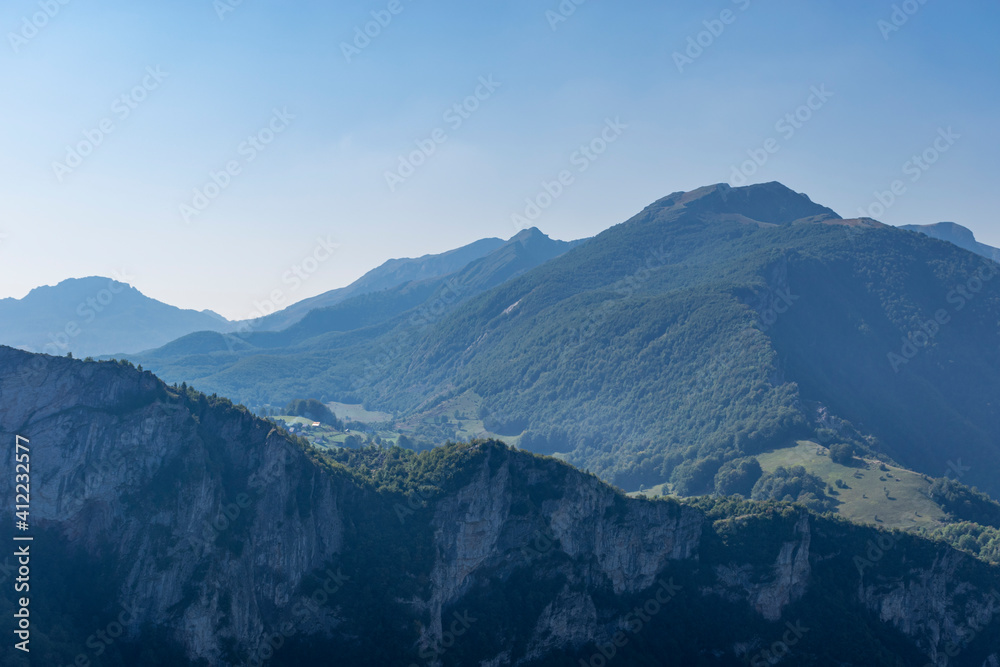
0;277;233;357
26;275;134;296
902;221;977;245
509;227;549;243
651;182;841;225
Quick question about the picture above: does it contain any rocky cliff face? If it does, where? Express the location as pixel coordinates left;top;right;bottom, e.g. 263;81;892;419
0;348;350;664
1;347;999;666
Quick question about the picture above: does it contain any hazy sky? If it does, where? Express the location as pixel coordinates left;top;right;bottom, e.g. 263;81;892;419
1;0;997;319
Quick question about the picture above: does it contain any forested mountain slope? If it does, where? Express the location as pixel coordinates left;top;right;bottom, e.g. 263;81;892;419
364;183;1000;494
131;183;1000;498
246;236;508;332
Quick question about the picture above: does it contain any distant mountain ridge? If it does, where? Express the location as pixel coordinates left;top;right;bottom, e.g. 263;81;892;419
0;277;235;358
901;221;1000;263
132;227;581;366
244;236;508;331
0;233;560;359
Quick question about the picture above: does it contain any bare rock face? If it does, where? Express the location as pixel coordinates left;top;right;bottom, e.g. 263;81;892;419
712;511;812;621
0;349;349;662
860;548;1000;665
3;346;1000;666
415;455;704;659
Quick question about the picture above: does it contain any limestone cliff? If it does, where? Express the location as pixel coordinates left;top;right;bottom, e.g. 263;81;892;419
1;347;999;666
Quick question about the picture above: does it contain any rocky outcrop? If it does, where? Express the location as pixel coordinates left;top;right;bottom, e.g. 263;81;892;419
0;349;349;663
860;547;1000;666
711;511;812;621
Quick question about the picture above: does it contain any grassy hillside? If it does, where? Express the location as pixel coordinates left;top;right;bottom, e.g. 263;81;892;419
756;441;947;530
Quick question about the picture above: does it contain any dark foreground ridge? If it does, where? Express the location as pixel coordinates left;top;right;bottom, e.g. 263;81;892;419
1;347;999;666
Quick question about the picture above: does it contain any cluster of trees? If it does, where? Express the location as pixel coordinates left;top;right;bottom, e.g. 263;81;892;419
749;465;837;512
284;398;344;430
829;443;856;465
929;522;1000;565
714;457;763;497
923;477;1000;565
928;477;1000;527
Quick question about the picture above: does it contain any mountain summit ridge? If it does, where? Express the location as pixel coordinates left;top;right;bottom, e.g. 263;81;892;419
646;182;842;225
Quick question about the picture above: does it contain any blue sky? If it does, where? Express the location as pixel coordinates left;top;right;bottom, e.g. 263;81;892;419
1;0;997;319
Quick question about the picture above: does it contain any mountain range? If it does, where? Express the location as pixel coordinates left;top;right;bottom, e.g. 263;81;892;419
3;181;1000;665
128;227;582;406
0;231;576;361
124;182;1000;500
